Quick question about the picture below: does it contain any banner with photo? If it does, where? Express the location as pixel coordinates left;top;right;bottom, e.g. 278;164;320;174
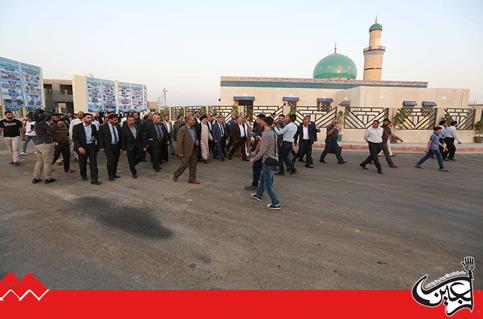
117;82;147;113
87;77;116;113
0;56;44;112
117;82;132;113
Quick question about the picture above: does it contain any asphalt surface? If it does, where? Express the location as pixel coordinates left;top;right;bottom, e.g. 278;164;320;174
0;141;482;289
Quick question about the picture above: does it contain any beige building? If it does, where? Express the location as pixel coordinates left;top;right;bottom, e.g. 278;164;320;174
219;19;482;143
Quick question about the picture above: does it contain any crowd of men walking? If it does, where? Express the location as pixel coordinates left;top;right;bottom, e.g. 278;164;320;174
1;109;463;210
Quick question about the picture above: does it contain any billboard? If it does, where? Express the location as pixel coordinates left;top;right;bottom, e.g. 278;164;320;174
86;77;116;113
0;56;44;112
83;76;147;113
118;82;147;113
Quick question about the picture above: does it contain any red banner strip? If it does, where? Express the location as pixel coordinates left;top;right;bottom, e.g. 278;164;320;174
1;290;481;318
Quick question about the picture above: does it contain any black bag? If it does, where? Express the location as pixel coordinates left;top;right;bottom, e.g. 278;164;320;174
265;156;279;166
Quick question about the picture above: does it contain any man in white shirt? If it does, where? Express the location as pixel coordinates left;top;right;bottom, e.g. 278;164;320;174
443;120;462;161
274;114;298;175
92;113;101;131
360;120;384;174
438;120;447;157
20;114;36;155
163;114;175;155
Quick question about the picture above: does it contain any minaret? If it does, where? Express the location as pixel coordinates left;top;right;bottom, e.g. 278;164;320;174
363;17;385;81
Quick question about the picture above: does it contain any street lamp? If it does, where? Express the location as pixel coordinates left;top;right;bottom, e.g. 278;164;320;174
162;88;168;107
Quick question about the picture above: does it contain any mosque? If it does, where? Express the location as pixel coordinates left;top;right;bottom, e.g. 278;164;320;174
220;18;469;108
219;19;481;143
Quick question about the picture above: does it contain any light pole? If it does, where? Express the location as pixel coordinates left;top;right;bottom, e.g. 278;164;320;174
162;88;168;107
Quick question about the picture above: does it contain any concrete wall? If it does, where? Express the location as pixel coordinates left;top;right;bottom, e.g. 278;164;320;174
221;82;468;108
221;86;338;106
338;86;470;108
72;75;88;113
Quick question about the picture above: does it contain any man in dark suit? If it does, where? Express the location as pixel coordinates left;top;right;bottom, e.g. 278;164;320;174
228;117;248;161
319;119;346;165
225;114;236;153
293;116;319;168
211;115;227;161
173;115;199;184
122;114;145;178
99;113;122;181
143;114;168;172
72;113;101;185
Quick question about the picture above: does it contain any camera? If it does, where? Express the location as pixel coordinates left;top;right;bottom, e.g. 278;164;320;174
33;108;51;122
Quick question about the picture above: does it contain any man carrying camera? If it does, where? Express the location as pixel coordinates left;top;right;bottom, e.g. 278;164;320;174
32;109;56;184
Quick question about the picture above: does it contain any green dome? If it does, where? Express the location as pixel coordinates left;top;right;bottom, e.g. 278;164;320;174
313;52;357;80
369;22;383;32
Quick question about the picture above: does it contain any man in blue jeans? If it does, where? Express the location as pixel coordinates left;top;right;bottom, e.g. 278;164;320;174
274;114;298;175
415;126;449;172
250;116;281;210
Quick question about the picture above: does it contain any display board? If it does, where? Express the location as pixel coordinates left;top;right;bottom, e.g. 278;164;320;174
118;82;147;113
83;76;147;113
86;77;116;113
0;56;44;112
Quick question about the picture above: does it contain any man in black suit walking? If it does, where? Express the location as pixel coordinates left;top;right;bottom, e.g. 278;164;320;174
122;114;145;178
72;113;101;185
228;117;249;161
211;115;227;161
99;113;122;181
293;116;319;168
144;114;168;172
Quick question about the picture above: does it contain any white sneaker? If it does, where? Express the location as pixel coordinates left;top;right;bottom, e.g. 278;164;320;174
19;152;27;155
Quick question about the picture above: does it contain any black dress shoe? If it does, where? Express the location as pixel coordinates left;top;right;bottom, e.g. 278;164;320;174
338;161;348;165
132;174;138;179
360;164;368;170
154;168;160;172
305;165;314;168
377;170;383;174
289;168;297;175
91;180;102;185
108;176;115;181
81;177;88;181
32;178;42;184
242;158;249;161
44;178;56;184
319;160;327;163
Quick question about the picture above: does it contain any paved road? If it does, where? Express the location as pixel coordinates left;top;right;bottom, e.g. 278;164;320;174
0;142;482;289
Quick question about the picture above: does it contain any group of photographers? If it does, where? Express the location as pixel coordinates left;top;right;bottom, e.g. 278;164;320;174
0;109;98;184
0;109;74;184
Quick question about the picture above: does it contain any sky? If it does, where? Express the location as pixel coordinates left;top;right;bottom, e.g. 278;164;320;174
1;0;482;105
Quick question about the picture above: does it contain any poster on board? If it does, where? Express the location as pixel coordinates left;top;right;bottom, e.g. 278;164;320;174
117;82;147;113
87;77;116;113
0;56;44;112
117;82;132;113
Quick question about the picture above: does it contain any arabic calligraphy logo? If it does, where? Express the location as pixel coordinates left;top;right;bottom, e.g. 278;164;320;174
0;272;49;301
412;256;475;316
